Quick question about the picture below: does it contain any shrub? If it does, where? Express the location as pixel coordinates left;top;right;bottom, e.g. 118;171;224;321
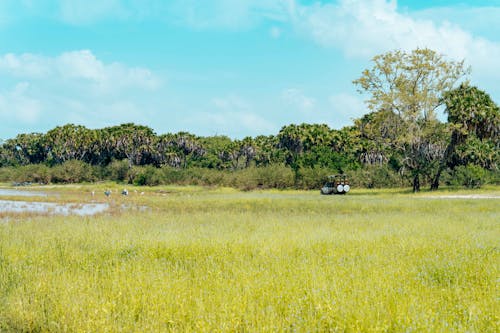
51;160;96;183
348;165;403;188
106;159;130;182
295;166;334;190
131;166;163;186
0;167;19;183
450;164;489;188
160;166;187;185
232;165;295;190
17;164;52;184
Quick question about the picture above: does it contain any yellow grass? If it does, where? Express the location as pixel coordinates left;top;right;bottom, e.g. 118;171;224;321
0;186;498;332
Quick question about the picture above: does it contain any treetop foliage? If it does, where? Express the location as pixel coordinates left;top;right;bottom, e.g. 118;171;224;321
0;49;498;190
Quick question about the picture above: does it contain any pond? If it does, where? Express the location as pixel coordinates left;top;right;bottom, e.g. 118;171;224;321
0;188;110;216
0;200;109;216
0;189;48;197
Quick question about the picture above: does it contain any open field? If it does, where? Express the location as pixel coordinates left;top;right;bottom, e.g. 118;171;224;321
0;185;499;332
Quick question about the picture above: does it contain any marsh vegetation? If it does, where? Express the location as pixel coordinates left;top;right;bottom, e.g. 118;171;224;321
0;185;498;331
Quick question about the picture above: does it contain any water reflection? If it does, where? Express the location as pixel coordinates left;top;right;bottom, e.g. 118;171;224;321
0;200;109;216
0;189;48;197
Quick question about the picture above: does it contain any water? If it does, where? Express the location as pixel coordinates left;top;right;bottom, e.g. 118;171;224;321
0;189;48;197
0;200;109;216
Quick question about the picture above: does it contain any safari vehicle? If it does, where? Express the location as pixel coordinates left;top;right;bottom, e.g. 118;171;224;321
321;175;350;195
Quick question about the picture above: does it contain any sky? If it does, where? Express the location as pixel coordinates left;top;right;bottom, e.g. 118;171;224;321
0;0;499;139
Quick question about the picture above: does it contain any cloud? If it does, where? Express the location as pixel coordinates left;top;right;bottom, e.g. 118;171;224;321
166;0;293;30
0;82;41;124
190;95;276;137
281;88;316;112
329;92;366;121
0;50;160;92
58;0;126;24
0;50;161;136
2;0;293;28
283;0;500;106
294;0;500;82
0;53;51;78
413;5;500;40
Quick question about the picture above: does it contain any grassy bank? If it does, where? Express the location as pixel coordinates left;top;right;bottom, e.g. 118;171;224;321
0;187;498;332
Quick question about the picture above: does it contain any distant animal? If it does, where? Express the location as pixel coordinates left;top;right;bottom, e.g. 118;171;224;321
122;189;129;196
104;190;111;197
91;191;95;196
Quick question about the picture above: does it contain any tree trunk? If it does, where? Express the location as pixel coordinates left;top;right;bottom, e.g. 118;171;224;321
430;169;441;190
430;130;461;191
413;174;420;192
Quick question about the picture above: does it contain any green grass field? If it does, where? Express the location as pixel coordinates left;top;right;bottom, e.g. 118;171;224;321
0;185;498;332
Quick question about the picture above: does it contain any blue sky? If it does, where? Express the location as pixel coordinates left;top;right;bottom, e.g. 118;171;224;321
0;0;499;139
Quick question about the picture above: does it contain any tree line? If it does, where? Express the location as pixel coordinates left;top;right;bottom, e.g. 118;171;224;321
1;49;498;191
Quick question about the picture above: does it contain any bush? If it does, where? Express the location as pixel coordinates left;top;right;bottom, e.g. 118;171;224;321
0;167;14;182
17;164;52;184
106;159;130;182
160;166;188;185
230;165;295;190
51;160;96;183
449;164;490;188
131;166;163;186
295;166;334;190
348;165;403;188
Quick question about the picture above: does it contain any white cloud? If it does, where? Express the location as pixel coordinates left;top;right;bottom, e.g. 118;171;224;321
0;50;160;92
0;50;162;136
281;88;316;112
294;0;500;83
167;0;293;30
0;82;41;124
58;0;127;24
190;95;276;137
413;5;500;41
282;0;500;106
0;53;51;78
329;92;366;120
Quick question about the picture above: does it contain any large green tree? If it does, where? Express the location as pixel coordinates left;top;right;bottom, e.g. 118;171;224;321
45;124;98;165
353;48;469;191
431;84;500;189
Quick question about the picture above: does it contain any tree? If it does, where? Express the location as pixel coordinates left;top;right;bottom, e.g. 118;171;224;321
353;48;469;191
102;123;156;167
155;132;204;168
1;133;46;165
431;84;500;189
45;124;97;165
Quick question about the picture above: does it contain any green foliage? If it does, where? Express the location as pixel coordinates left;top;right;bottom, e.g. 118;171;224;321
50;160;97;183
348;165;404;188
449;164;490;188
231;165;295;190
353;48;469;192
431;84;500;190
106;159;130;182
0;58;496;191
131;166;163;186
295;166;334;190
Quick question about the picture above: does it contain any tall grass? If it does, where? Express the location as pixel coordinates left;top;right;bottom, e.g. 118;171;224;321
0;187;498;332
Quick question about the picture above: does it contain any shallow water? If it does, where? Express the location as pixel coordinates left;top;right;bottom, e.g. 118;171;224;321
0;200;109;216
0;189;48;197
